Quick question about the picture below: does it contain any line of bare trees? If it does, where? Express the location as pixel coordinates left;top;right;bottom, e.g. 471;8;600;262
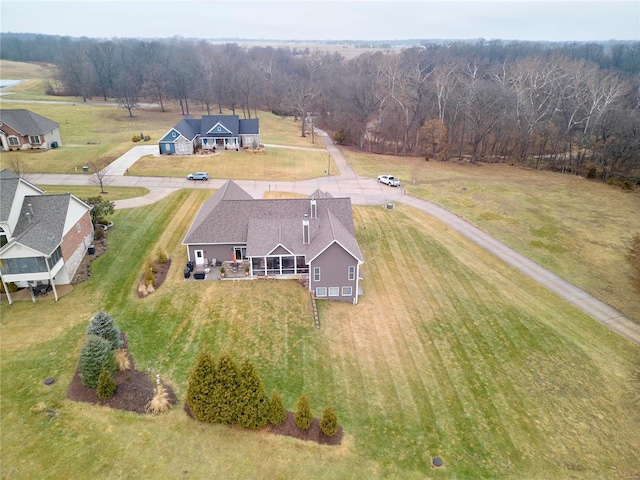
7;34;638;182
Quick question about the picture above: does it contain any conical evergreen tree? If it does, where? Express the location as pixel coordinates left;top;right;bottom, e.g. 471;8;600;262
78;335;116;387
96;368;117;399
320;403;338;436
236;359;270;429
212;354;240;424
186;350;217;423
294;392;312;430
268;388;286;426
86;310;122;350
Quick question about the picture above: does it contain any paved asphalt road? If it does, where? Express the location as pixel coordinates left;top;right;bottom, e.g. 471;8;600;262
28;131;640;345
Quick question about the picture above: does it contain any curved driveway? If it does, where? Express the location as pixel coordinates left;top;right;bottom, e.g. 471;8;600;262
28;131;640;345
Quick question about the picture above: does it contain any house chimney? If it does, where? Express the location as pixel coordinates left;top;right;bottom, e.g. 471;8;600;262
310;197;317;219
302;214;310;244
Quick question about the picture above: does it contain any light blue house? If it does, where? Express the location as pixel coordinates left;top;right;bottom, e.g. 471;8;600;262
158;115;260;155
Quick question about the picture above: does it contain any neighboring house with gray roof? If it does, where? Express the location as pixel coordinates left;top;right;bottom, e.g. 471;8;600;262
0;109;62;151
158;115;260;155
0;170;93;303
183;180;364;304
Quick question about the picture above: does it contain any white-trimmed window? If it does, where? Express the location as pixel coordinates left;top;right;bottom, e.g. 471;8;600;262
8;136;19;146
342;286;352;296
348;265;356;281
313;267;320;281
315;287;327;297
29;135;41;144
328;287;339;297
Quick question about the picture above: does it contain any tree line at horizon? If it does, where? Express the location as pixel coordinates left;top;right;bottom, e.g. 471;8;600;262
2;33;639;182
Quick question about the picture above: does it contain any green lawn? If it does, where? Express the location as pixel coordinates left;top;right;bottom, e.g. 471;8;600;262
1;190;638;479
36;185;150;201
128;147;336;181
343;148;640;324
0;102;324;176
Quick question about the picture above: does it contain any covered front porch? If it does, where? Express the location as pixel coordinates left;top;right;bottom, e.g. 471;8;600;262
199;136;239;151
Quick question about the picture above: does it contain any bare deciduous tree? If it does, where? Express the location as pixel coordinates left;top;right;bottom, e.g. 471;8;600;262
88;157;113;194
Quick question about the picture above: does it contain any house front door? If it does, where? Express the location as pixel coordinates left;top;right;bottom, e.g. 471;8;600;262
194;250;205;265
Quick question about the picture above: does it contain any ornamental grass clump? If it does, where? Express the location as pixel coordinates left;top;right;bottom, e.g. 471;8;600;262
147;384;172;415
155;248;168;264
114;348;131;371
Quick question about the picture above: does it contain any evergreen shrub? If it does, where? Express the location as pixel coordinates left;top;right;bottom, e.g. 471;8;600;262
96;368;116;399
236;359;270;429
320;404;338;436
268;388;286;426
78;335;116;388
87;310;122;350
186;350;217;423
294;392;312;430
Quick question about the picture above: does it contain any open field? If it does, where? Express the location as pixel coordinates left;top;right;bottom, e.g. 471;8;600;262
1;190;639;479
344;148;640;324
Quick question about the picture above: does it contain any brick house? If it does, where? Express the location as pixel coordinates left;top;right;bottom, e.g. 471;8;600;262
0;170;93;303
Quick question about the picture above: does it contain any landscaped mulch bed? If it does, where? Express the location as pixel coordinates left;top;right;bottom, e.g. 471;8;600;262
183;404;343;445
137;259;172;298
267;411;343;445
66;333;177;414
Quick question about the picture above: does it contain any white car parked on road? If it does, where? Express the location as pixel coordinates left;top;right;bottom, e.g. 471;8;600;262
377;174;400;187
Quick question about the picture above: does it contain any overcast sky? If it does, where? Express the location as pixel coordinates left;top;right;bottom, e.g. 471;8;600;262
1;1;638;42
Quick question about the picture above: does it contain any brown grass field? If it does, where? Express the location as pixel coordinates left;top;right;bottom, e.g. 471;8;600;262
344;148;640;324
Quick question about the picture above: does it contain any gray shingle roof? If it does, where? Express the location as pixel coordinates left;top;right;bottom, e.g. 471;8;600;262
0;169;43;222
0;169;20;222
167;115;259;140
183;180;363;262
239;118;259;135
0;109;59;135
11;194;70;254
